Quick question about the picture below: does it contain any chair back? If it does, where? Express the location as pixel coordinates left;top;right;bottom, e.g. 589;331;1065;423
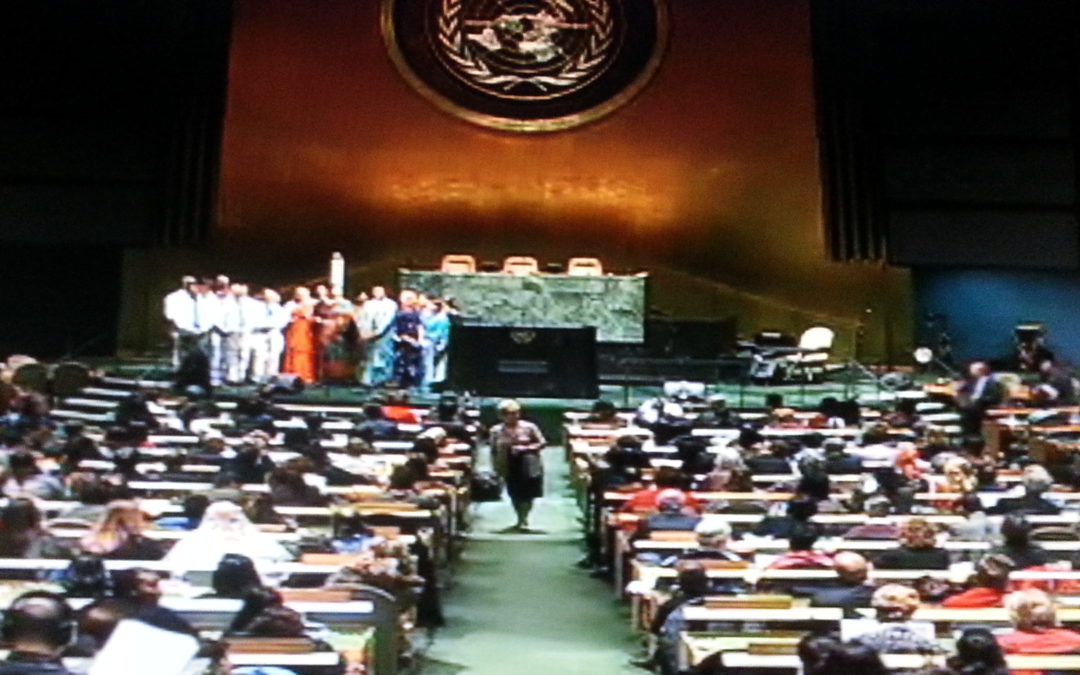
440;254;476;273
798;326;835;351
567;257;603;276
502;256;539;275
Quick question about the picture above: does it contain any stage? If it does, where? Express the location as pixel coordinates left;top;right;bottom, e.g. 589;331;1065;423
90;356;923;439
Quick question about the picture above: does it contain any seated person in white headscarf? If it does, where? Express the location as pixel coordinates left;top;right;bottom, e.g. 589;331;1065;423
163;500;292;570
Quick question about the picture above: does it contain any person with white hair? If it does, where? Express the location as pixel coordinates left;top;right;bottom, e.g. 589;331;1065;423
852;583;943;654
489;399;546;530
682;519;742;562
997;588;1080;654
163;501;292;570
989;464;1061;515
250;287;290;381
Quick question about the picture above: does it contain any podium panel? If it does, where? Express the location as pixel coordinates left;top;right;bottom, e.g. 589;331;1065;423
447;324;598;399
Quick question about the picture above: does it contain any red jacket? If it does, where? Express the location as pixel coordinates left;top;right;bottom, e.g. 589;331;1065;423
766;550;834;570
997;628;1080;675
998;627;1080;654
621;488;702;514
942;587;1003;608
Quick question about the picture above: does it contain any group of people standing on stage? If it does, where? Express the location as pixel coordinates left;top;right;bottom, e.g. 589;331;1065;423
164;275;453;390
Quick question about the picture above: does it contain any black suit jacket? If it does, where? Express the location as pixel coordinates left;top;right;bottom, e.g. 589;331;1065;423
792;582;875;617
988;494;1061;516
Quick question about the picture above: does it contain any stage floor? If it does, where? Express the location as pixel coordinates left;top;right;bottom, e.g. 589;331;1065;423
96;356;930;438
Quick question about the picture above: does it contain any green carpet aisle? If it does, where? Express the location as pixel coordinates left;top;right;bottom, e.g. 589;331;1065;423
420;445;641;675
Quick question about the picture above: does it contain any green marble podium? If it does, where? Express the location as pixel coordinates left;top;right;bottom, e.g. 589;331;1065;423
397;270;647;343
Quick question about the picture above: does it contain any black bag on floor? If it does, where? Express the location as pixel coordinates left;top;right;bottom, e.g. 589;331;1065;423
471;471;504;502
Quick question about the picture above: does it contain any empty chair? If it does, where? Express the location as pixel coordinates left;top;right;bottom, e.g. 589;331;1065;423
440;254;476;273
501;256;539;275
784;326;836;382
567;257;603;276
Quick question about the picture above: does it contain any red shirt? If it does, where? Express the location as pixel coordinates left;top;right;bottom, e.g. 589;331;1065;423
620;488;702;514
942;587;1003;608
382;405;420;423
766;550;834;570
997;628;1080;675
998;627;1080;653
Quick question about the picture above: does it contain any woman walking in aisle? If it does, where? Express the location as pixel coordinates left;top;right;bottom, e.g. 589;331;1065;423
490;399;546;530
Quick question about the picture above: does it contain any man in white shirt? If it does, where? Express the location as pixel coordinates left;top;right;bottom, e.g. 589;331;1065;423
163;276;210;369
206;276;232;386
224;282;262;383
357;285;398;386
250;288;290;381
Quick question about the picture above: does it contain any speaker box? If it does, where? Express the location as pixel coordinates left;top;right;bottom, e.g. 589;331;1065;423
448;324;598;399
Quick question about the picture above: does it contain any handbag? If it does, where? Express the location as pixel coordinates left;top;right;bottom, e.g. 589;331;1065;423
471;470;504;502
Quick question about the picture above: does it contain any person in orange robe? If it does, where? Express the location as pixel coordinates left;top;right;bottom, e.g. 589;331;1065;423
282;286;319;383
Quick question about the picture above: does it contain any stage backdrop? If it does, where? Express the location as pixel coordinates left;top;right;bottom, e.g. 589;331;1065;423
120;0;911;362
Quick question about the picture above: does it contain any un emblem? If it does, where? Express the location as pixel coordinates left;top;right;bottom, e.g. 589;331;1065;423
382;0;669;132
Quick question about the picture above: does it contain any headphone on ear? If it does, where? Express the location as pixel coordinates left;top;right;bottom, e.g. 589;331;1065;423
2;591;76;648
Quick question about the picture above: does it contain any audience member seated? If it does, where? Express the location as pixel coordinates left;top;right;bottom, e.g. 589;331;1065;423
0;591;77;675
0;498;67;558
155;494;210;531
55;422;101;474
752;497;817;538
584;399;620;426
809;641;888;675
745;441;796;475
942;554;1013;608
2;451;63;500
324;541;424;607
70;598;129;657
681;520;743;562
598;437;649;491
988;464;1060;516
268;467;326;507
796;460;845;513
229;443;276;484
852;584;943;654
792;551;874;615
673;437;716;477
841;496;899;540
635;490;701;539
702;446;751;492
163;500;292;569
873;518;949;570
224;587;305;638
796;634;841;675
692;396;740;429
992;514;1049;569
946;627;1009;675
823;438;863;474
58;556;113;598
766;522;833;569
112;568;197;636
996;588;1080;655
950;494;996;542
649;561;711;675
621;467;701;513
208;553;264;598
355;404;398;442
79;500;165;561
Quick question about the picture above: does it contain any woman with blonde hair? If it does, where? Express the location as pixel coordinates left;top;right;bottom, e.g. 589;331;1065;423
79;500;164;560
490;399;546;530
873;518;950;569
853;583;942;654
997;588;1080;654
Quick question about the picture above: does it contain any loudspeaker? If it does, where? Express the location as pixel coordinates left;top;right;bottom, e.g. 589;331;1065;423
448;324;598;399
